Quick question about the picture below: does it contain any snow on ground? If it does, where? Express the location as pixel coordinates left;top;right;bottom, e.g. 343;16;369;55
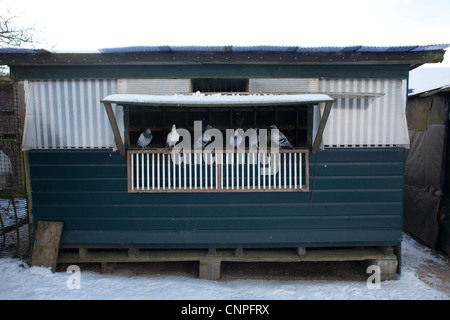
0;234;448;300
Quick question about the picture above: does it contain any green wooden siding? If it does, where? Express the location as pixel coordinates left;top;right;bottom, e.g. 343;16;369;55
28;148;404;248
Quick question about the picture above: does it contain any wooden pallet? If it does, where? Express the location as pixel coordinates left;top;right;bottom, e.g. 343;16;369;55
57;246;399;280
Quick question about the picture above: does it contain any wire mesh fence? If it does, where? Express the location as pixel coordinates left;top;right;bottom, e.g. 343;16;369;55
0;79;30;260
0;197;30;260
0;80;25;194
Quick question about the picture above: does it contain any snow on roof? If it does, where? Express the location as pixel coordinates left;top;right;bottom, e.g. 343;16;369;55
101;92;334;107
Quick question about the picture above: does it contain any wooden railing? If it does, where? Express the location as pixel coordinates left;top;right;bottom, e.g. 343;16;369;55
128;149;309;193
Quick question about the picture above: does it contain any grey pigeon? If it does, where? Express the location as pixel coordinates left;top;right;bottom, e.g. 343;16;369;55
195;124;213;149
166;124;180;148
270;125;293;148
137;129;152;148
229;130;243;149
249;128;259;149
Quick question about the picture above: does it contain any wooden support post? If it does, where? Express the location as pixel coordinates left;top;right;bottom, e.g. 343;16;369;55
296;247;306;257
22;151;34;237
79;248;88;259
312;101;333;154
383;246;394;255
103;102;126;156
30;221;64;272
128;248;140;258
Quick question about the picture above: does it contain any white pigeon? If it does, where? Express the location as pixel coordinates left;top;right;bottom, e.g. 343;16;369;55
195;125;213;149
137;129;152;148
166;124;180;148
270;125;293;148
249;128;259;149
229;130;243;149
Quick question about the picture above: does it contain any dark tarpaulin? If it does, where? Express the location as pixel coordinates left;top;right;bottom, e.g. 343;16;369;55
405;126;446;192
403;185;441;247
404;94;448;250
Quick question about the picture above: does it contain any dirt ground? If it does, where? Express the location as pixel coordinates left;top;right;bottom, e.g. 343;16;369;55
409;251;450;295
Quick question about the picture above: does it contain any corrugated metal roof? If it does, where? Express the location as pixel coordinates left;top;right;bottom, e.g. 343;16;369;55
412;44;450;51
98;44;449;54
1;45;447;55
296;46;345;53
409;84;450;97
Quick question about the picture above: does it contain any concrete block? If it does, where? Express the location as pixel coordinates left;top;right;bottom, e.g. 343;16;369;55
199;260;221;280
362;256;399;281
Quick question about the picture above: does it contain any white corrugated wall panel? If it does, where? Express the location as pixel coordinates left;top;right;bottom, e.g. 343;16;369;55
117;79;190;95
319;78;409;148
23;79;117;149
249;78;319;93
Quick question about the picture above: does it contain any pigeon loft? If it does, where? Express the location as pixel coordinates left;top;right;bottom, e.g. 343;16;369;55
126;105;311;149
2;45;448;279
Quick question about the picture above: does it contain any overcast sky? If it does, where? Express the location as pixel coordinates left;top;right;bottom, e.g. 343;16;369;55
3;0;450;68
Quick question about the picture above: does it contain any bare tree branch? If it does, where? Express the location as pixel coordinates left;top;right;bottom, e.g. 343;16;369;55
0;9;37;75
0;14;34;47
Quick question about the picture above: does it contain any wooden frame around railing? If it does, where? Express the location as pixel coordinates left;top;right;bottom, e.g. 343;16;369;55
127;148;309;193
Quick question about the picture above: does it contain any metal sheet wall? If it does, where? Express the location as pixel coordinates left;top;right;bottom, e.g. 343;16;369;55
22;78;409;149
249;78;319;93
320;78;409;148
23;79;117;149
117;79;190;95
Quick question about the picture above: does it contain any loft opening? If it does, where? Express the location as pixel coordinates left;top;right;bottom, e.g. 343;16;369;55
191;78;248;93
101;93;334;193
125;104;312;149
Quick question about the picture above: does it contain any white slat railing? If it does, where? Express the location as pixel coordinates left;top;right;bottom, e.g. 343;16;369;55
128;149;309;193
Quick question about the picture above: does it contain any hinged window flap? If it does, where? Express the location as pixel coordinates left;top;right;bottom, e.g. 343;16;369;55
101;93;334;107
101;93;335;157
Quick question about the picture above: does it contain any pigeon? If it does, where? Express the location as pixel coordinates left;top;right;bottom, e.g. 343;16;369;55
166;124;180;148
137;129;152;148
270;125;293;148
194;125;213;149
249;128;259;149
229;130;243;149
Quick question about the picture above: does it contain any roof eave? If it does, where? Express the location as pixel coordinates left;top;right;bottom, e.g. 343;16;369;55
0;50;446;67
